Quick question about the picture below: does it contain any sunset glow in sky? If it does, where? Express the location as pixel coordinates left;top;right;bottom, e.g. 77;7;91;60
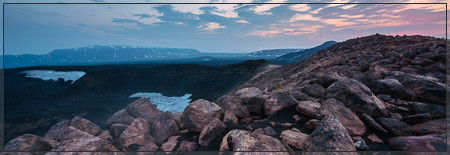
1;0;447;55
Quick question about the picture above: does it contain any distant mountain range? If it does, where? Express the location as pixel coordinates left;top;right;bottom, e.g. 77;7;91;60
2;41;336;68
274;41;337;64
246;49;304;59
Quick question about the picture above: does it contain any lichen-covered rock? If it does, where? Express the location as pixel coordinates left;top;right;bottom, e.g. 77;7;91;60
324;78;388;117
118;118;155;151
70;116;103;136
280;129;309;149
263;91;298;116
50;137;119;151
126;98;163;125
4;134;53;151
150;112;179;145
199;118;226;146
389;134;445;151
376;118;412;137
161;136;180;151
110;124;129;142
97;130;114;143
105;109;135;129
410;118;446;135
319;98;366;136
303;115;356;151
217;95;250;118
295;101;321;118
181;99;224;132
235;87;265;114
219;129;288;153
177;141;197;151
223;111;239;124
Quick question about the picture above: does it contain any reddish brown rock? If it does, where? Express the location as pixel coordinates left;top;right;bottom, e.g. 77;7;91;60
50;137;119;151
263;91;298;116
388;73;445;105
280;129;309;149
219;129;288;153
319;98;367;136
388;134;445;151
126;98;163;124
217;95;250;118
177;141;197;151
324;78;388;117
44;120;70;140
410;118;445;135
181;99;224;132
150;112;179;145
360;113;388;136
109;124;129;142
376;118;412;137
105;109;136;129
70;116;103;136
303;115;356;151
412;102;445;118
246;125;253;131
171;112;184;129
305;119;320;130
368;134;383;143
295;101;321;118
390;113;403;120
97;130;114;143
223;111;239;124
293;115;301;122
254;127;277;138
235;87;265;114
137;142;158;151
118;118;155;151
403;113;431;124
46;125;94;142
371;78;414;99
239;117;253;124
4;134;53;151
161;136;180;151
198;118;226;147
280;122;293;127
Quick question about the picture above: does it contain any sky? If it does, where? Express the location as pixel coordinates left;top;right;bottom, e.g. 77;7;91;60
1;0;448;55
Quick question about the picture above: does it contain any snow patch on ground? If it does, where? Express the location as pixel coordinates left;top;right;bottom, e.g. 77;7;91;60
22;70;86;84
129;92;192;113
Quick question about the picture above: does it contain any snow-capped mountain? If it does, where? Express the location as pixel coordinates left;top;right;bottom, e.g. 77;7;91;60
246;49;304;59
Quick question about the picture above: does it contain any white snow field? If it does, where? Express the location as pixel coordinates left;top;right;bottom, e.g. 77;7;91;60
22;70;86;84
129;92;192;113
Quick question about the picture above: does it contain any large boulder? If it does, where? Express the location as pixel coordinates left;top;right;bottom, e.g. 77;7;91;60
70;116;103;136
44;120;70;140
172;112;184;129
161;136;180;151
199;118;226;147
376;118;412;137
319;98;366;136
302;115;356;152
324;78;388;117
223;111;239;124
217;95;250;118
50;137;119;151
388;134;446;151
388;73;445;105
371;79;414;99
150;112;180;145
45;125;94;142
235;87;265;114
110;124;129;142
126;98;163;124
105;109;135;128
302;84;326;98
295;101;321;119
97;130;114;143
181;99;224;132
118;118;155;151
410;118;446;135
280;129;309;149
219;129;288;153
4;134;53;151
403;113;431;124
263;91;298;116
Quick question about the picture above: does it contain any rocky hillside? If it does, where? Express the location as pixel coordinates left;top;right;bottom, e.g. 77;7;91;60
4;34;447;152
